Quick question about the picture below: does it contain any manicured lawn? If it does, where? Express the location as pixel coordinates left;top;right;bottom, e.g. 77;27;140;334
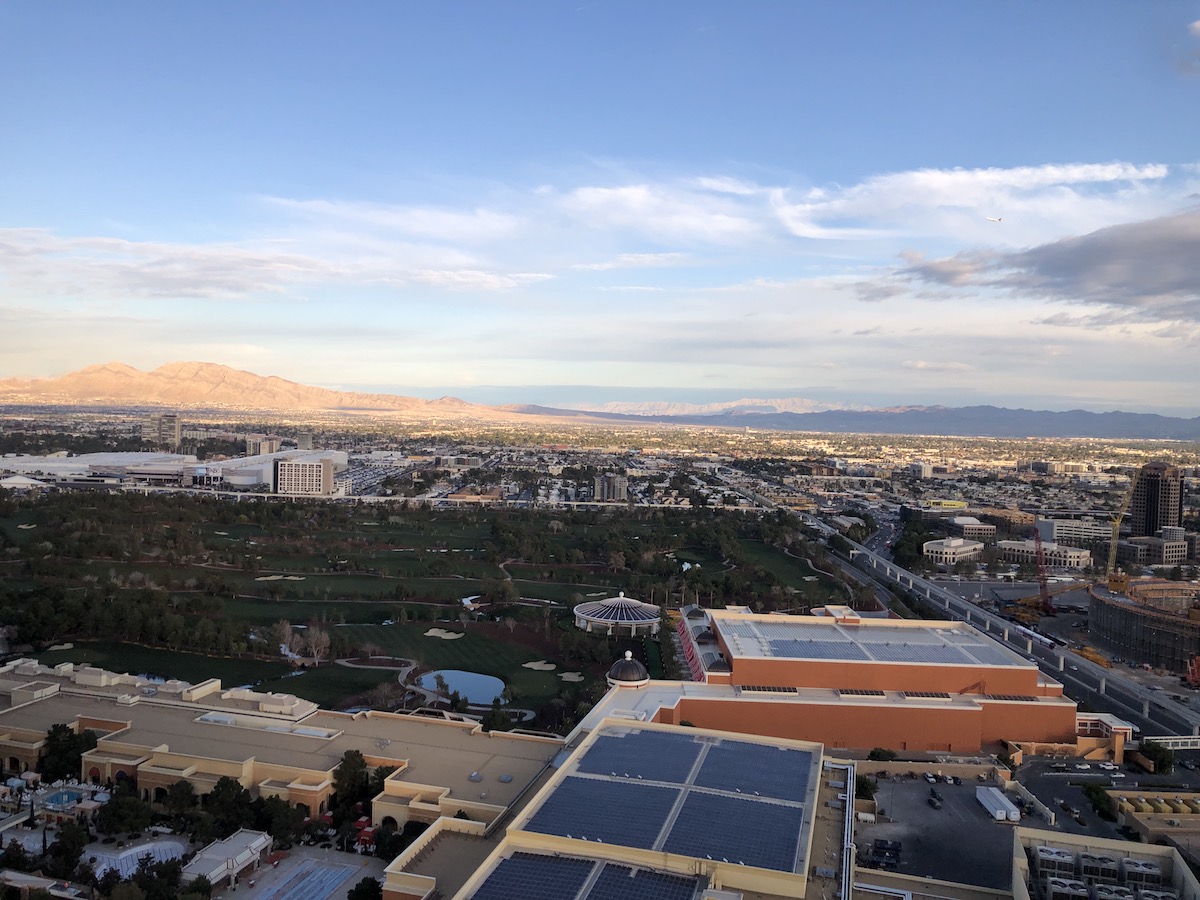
222;597;398;625
33;642;291;686
737;539;843;602
256;665;397;709
333;623;562;703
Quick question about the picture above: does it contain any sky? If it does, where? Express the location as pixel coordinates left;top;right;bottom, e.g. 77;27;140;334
3;3;1200;415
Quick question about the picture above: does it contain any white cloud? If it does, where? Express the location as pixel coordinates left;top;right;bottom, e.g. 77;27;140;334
1190;19;1200;37
410;269;553;291
264;197;521;243
769;162;1173;243
902;360;974;372
573;252;689;271
559;184;762;243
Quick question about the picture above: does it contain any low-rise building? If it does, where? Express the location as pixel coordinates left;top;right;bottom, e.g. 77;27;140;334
924;537;985;566
997;540;1091;569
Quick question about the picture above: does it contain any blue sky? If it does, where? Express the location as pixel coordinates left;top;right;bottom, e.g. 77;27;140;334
3;3;1200;413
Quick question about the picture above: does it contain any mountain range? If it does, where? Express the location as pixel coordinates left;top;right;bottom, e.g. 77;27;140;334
3;362;1200;440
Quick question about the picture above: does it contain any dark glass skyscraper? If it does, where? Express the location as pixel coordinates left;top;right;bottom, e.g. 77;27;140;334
1129;462;1183;537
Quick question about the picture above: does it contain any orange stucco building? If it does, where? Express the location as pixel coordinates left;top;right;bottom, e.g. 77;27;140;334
670;605;1078;752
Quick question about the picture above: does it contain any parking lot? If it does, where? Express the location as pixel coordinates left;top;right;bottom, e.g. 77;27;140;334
856;773;1016;889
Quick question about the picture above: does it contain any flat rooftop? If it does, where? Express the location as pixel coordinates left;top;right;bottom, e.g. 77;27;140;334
512;723;822;875
0;692;558;807
710;611;1033;668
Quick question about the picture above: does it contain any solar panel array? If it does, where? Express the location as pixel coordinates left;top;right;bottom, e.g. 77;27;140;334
520;727;816;874
524;777;678;847
768;639;871;661
694;740;810;801
986;693;1037;702
470;853;593;900
575;730;701;782
470;853;703;900
866;643;973;665
587;864;701;900
714;616;1025;668
663;793;806;871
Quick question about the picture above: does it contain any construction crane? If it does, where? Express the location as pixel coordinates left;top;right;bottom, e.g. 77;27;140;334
1033;528;1055;615
1105;470;1140;593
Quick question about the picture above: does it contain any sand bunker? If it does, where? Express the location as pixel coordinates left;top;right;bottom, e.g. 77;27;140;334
522;660;557;671
214;531;229;535
16;524;36;530
284;575;306;581
558;672;584;682
424;628;465;640
255;575;283;581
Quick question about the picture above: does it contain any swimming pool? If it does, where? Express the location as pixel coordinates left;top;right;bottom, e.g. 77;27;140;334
45;788;85;808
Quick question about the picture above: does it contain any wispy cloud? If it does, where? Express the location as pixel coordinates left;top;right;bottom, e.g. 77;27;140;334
264;197;521;243
573;252;689;271
902;360;973;372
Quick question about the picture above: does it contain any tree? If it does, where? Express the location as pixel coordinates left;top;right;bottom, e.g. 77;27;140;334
207;776;253;837
347;877;383;900
164;779;198;816
46;820;90;879
256;795;304;844
867;747;897;761
304;625;331;664
96;787;153;836
855;774;878;801
38;723;97;782
333;750;368;814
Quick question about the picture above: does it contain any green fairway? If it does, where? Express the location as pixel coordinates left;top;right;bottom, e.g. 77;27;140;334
32;642;292;686
256;664;397;709
334;623;563;702
737;539;845;602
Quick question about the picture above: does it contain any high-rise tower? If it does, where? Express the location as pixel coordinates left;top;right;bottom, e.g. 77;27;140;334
1129;462;1183;537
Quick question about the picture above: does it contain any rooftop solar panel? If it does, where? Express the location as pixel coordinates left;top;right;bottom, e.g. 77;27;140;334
694;741;811;801
470;852;594;900
575;731;702;783
769;639;871;661
524;777;679;848
864;643;972;665
663;793;806;872
584;865;701;900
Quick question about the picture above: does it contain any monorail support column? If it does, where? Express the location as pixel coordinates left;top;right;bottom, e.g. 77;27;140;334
1058;655;1065;672
1003;628;1009;641
1026;639;1033;654
1098;678;1106;695
1143;699;1151;717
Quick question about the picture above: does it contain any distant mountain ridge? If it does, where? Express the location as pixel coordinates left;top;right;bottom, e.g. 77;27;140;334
3;362;1200;439
0;361;494;417
594;398;868;416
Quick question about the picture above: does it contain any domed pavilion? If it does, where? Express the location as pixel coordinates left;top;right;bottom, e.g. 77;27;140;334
606;650;650;689
573;591;662;637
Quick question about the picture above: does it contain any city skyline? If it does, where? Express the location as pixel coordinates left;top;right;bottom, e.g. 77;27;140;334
3;4;1200;414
